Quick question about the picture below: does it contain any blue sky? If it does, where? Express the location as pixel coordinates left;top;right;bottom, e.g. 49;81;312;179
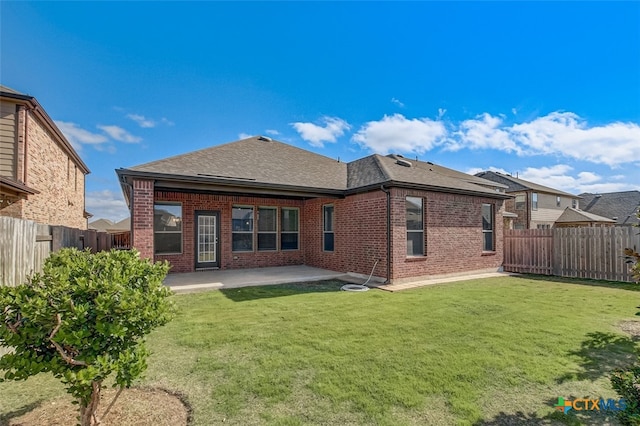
2;1;639;221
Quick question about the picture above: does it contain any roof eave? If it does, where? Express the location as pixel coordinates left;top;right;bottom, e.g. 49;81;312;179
116;169;345;205
346;180;513;199
1;91;90;174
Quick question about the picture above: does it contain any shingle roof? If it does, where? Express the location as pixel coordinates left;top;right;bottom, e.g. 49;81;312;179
475;171;578;197
130;136;348;190
119;136;510;200
555;207;616;224
579;191;640;225
0;85;31;96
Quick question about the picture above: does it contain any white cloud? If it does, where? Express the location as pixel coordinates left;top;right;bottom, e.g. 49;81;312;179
510;112;640;166
352;114;446;155
452;113;522;153
437;108;447;119
85;190;129;222
97;125;142;143
511;108;518;116
265;129;280;136
291;116;350;147
161;117;174;126
238;132;252;139
126;114;156;128
391;98;405;108
471;164;640;195
55;121;108;149
451;111;640;167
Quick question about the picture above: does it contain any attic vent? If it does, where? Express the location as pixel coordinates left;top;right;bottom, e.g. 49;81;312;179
258;136;272;142
427;161;433;165
396;159;412;167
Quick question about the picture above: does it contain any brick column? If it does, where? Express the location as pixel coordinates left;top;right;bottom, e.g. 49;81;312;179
132;179;154;260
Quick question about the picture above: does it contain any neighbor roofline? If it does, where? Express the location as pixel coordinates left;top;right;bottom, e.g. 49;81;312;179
1;89;90;174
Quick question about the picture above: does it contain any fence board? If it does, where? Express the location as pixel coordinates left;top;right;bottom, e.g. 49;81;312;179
505;227;640;282
1;217;114;287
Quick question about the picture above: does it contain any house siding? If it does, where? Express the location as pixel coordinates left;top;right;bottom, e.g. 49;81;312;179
0;109;86;229
531;192;576;228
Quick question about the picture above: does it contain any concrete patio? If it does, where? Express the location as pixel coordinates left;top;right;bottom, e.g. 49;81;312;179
164;265;515;294
164;265;349;293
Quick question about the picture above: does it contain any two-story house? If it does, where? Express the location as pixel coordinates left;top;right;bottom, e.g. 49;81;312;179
0;85;90;229
475;171;580;229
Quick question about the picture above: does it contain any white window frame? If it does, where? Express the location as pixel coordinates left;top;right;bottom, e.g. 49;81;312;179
532;193;538;210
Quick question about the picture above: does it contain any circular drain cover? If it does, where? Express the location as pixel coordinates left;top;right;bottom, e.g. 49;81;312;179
340;284;369;292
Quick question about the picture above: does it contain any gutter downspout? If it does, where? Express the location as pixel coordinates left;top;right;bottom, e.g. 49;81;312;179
380;185;391;284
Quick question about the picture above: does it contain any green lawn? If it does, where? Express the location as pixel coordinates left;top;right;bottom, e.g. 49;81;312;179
2;276;639;425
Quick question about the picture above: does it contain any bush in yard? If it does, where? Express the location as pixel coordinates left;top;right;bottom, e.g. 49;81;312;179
613;211;640;425
611;366;640;425
0;248;174;426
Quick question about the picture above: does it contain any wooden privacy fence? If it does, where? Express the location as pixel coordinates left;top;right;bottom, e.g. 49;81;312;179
504;227;640;282
0;216;115;287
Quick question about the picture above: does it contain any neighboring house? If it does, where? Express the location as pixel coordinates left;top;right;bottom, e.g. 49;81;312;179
89;217;131;233
0;85;90;229
117;136;511;283
554;207;616;228
579;191;640;226
475;171;580;229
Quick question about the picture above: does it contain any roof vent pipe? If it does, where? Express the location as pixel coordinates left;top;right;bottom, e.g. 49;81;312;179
396;159;412;167
258;136;272;142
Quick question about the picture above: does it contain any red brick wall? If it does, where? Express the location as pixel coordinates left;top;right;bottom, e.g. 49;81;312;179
389;188;504;281
130;186;504;280
303;191;388;280
132;179;154;260
154;191;304;272
1;109;86;228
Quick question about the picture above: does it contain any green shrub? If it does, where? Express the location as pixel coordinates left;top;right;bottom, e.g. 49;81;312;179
0;248;174;426
611;365;640;425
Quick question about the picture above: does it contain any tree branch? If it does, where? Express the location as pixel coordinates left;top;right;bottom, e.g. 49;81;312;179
49;313;87;366
101;386;124;421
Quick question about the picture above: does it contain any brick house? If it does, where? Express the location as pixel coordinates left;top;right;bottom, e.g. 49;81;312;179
0;85;90;229
117;136;511;283
475;171;580;229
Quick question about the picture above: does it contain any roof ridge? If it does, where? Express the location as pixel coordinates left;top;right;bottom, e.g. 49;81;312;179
372;154;392;181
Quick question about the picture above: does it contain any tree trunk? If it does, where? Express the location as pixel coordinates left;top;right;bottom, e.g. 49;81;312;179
79;381;102;426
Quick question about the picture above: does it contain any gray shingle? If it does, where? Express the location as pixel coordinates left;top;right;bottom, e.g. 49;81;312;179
475;171;577;197
555;207;616;224
130;136;348;190
580;191;640;225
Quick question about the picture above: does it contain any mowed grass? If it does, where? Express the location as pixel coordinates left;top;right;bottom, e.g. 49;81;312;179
1;276;639;425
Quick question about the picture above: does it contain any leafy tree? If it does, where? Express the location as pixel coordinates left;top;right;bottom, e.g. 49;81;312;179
0;249;174;426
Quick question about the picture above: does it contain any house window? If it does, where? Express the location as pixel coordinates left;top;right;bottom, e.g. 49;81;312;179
406;196;424;256
257;207;277;251
232;206;254;252
154;203;182;254
532;193;538;210
281;208;299;250
482;204;494;251
537;224;551;229
323;205;334;251
515;194;525;209
556;196;561;207
572;199;578;209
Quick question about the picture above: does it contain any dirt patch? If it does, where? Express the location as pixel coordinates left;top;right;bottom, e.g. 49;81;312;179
620;320;640;338
5;387;190;426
